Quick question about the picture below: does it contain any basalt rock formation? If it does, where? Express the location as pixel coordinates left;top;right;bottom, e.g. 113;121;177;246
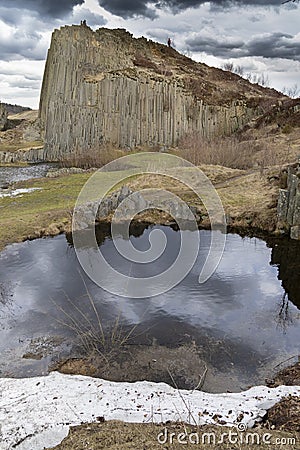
0;104;7;131
277;159;300;240
39;25;283;159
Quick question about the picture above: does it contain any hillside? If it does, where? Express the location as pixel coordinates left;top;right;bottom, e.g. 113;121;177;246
2;103;31;115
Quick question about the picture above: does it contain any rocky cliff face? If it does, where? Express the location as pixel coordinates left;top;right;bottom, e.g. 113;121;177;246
39;25;283;159
0;146;45;164
277;159;300;240
0;104;7;131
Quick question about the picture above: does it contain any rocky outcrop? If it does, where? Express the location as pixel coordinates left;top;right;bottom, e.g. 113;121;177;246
73;185;202;230
277;159;300;240
0;103;7;130
0;146;45;164
39;25;282;160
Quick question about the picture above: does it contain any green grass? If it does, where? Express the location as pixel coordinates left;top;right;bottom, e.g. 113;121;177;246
0;168;137;251
0;173;90;250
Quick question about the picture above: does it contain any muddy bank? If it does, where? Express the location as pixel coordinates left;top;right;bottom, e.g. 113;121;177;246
267;360;300;388
51;346;300;395
51;342;243;394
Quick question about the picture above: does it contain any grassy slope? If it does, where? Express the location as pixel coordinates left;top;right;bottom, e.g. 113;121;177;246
0;173;90;250
0;165;279;251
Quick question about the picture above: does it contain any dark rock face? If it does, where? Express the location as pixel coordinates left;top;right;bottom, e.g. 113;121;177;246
277;159;300;240
0;104;7;131
271;237;300;309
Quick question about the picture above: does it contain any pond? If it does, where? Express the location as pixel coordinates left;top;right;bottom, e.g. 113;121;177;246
0;224;299;393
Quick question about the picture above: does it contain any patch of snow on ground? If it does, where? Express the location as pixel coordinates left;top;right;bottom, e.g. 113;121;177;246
0;372;299;450
0;188;41;198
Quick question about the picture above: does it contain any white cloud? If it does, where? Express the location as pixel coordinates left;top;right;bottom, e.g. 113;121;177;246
0;60;45;108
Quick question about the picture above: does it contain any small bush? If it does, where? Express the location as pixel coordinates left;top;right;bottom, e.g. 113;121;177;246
282;124;293;134
133;54;159;71
53;275;137;360
177;133;282;170
177;133;250;169
59;144;123;169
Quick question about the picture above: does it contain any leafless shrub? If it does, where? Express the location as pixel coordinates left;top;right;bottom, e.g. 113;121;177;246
256;145;282;174
52;274;137;360
177;133;251;169
177;133;284;170
222;62;244;77
222;62;270;87
59;144;123;169
257;73;270;87
222;62;234;72
282;84;299;99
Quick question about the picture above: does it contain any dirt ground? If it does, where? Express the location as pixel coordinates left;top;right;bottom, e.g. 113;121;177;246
51;420;299;449
267;361;300;388
266;396;300;432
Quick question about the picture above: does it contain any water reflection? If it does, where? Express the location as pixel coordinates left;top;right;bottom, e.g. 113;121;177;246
270;238;300;309
0;225;299;387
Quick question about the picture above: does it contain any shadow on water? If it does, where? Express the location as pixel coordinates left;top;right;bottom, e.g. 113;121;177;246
0;223;299;392
269;238;300;309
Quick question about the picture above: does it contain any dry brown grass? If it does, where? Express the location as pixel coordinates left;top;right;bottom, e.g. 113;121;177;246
176;133;248;169
51;421;299;449
133;52;173;76
176;133;284;170
266;396;300;432
59;144;124;169
52;277;137;363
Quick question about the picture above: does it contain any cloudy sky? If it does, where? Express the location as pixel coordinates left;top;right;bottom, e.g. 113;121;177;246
0;0;299;108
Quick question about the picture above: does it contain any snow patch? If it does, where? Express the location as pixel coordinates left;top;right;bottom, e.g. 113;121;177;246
0;187;41;198
0;372;299;450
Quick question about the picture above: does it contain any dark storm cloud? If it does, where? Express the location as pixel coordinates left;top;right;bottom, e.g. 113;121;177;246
98;0;157;18
0;0;85;19
248;32;300;59
186;32;300;60
186;35;245;57
97;0;289;18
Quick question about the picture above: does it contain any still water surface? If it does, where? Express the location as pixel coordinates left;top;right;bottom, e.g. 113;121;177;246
0;225;299;389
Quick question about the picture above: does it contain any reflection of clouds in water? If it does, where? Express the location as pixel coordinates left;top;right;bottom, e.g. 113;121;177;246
0;229;299;365
258;279;282;297
217;235;269;275
0;238;82;328
88;232;298;352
